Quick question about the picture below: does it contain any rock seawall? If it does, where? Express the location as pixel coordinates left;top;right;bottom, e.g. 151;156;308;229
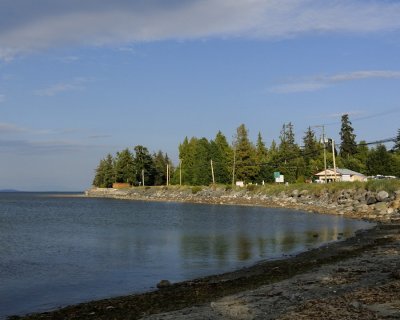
85;186;400;222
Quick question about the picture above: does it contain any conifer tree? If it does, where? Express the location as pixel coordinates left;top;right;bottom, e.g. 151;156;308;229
192;138;212;185
366;144;394;176
102;154;115;187
393;128;400;154
234;124;259;183
134;145;155;186
210;131;233;184
302;127;320;179
255;132;269;183
153;150;168;185
278;122;301;182
114;148;135;184
339;114;357;158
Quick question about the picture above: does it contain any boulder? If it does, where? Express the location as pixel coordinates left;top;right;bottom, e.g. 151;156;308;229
376;191;389;202
157;280;172;289
366;195;377;205
374;202;388;215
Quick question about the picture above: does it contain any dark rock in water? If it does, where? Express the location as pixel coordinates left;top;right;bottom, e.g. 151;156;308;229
157;280;172;289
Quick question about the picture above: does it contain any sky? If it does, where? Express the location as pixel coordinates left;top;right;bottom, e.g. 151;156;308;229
1;0;400;191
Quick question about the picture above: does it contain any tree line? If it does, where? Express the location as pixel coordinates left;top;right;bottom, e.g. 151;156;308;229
93;115;400;187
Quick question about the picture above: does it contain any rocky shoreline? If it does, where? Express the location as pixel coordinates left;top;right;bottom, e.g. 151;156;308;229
12;185;400;319
85;185;400;222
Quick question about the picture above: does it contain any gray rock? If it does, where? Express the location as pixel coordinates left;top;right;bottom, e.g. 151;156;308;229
291;190;299;197
374;202;388;214
366;195;377;205
376;191;389;202
157;280;172;289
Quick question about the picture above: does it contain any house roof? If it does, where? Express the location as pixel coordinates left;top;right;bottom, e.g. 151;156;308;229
315;168;366;177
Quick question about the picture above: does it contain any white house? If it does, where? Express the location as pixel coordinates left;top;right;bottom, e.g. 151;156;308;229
314;168;367;183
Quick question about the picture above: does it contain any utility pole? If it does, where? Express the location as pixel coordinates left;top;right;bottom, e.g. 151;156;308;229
331;139;337;181
232;147;236;187
142;169;145;187
322;125;327;183
313;125;327;183
211;159;215;185
179;159;182;186
166;164;169;186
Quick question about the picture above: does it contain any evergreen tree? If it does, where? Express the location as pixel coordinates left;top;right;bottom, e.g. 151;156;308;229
134;145;155;186
366;144;394;176
339;114;357;158
153;150;168;185
114;148;135;184
93;158;106;187
234;124;259;183
393;128;400;154
255;132;269;183
210;131;233;184
178;137;197;185
302;127;319;162
192;138;212;185
278;122;301;182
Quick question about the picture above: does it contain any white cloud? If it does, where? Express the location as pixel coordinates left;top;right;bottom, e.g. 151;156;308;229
1;0;400;60
34;77;90;96
269;70;400;93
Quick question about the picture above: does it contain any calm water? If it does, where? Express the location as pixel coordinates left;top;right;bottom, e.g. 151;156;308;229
0;192;373;318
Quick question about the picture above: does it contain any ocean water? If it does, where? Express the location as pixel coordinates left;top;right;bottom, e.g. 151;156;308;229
0;192;373;318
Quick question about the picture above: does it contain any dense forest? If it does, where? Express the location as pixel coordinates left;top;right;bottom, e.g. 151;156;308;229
93;114;400;187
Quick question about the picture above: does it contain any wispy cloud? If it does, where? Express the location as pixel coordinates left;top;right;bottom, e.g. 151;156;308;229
269;70;400;93
0;138;99;155
34;77;90;96
58;55;80;63
0;122;27;134
1;1;400;60
0;122;54;135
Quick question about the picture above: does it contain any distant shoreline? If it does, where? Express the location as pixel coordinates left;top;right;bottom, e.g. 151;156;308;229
84;184;400;222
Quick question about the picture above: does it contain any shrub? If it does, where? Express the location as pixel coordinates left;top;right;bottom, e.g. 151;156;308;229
191;186;202;194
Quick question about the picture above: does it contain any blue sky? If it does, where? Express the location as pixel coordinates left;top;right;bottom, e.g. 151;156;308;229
1;0;400;191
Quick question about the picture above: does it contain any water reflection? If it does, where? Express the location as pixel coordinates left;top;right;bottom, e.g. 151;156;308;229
0;194;373;319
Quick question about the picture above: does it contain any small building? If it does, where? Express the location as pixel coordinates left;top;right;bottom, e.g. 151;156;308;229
314;168;367;183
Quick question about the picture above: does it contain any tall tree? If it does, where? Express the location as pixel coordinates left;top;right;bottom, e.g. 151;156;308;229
114;148;135;184
134;145;155;186
93;154;115;187
393;128;400;154
255;132;269;183
192;138;212;185
366;144;394;176
302;127;321;179
278;122;301;182
339;114;357;158
153;150;168;186
178;137;198;185
233;124;259;183
302;127;319;163
210;131;233;184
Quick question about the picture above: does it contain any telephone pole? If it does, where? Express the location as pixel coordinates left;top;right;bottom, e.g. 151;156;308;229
211;159;215;185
